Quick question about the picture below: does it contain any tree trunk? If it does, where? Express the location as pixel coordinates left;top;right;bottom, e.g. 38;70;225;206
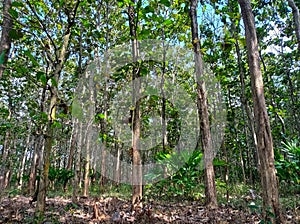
0;110;11;190
189;0;217;208
64;121;77;192
83;76;95;197
287;0;300;51
28;135;43;195
83;151;90;197
100;97;108;188
35;14;74;219
18;125;32;189
0;0;13;78
100;141;107;188
233;26;259;180
114;142;121;186
238;0;283;223
128;1;143;208
72;120;83;202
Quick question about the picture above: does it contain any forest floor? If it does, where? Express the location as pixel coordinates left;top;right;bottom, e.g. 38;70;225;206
0;195;299;223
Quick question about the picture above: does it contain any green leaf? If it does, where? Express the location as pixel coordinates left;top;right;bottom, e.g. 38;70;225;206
52;120;62;129
0;51;6;65
50;77;58;87
151;95;159;101
8;9;18;18
159;0;171;7
12;1;24;7
98;113;105;119
144;5;155;13
9;29;23;40
24;50;39;66
163;19;173;26
36;71;47;85
213;159;227;166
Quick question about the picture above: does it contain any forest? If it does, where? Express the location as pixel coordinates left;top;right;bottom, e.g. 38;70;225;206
0;0;299;223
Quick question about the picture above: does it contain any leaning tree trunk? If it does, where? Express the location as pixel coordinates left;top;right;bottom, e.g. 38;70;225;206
189;0;217;208
0;0;13;78
238;0;284;223
128;0;143;208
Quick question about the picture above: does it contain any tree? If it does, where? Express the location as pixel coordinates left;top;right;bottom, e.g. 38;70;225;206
238;0;283;222
128;0;143;208
189;0;217;208
33;0;81;219
0;0;13;78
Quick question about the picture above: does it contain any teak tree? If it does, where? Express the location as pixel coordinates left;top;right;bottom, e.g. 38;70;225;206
189;0;217;208
128;0;143;208
34;1;80;219
0;0;13;79
238;0;283;223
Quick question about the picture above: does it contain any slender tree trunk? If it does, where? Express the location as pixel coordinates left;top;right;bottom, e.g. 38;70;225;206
287;0;300;51
83;150;90;197
234;30;259;179
83;75;95;197
73;120;83;203
0;0;13;78
64;121;77;192
114;141;121;186
100;96;108;188
0;126;11;190
238;0;283;223
28;135;42;195
189;0;217;208
18;125;32;189
128;1;143;207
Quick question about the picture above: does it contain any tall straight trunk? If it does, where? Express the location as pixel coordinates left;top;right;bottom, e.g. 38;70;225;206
287;0;300;51
28;135;43;195
0;0;13;78
100;93;108;188
0;129;10;190
72;120;83;202
189;0;217;208
128;1;143;207
83;75;95;197
64;121;77;192
18;125;32;189
238;0;283;223
114;141;121;186
83;147;90;197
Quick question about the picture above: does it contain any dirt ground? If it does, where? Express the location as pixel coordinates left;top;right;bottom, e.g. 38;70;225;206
0;195;299;223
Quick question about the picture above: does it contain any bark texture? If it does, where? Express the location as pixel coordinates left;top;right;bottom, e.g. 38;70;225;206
238;0;283;223
0;0;13;78
189;0;217;208
128;1;143;207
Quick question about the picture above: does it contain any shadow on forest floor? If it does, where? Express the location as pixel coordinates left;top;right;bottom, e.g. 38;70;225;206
0;195;299;223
